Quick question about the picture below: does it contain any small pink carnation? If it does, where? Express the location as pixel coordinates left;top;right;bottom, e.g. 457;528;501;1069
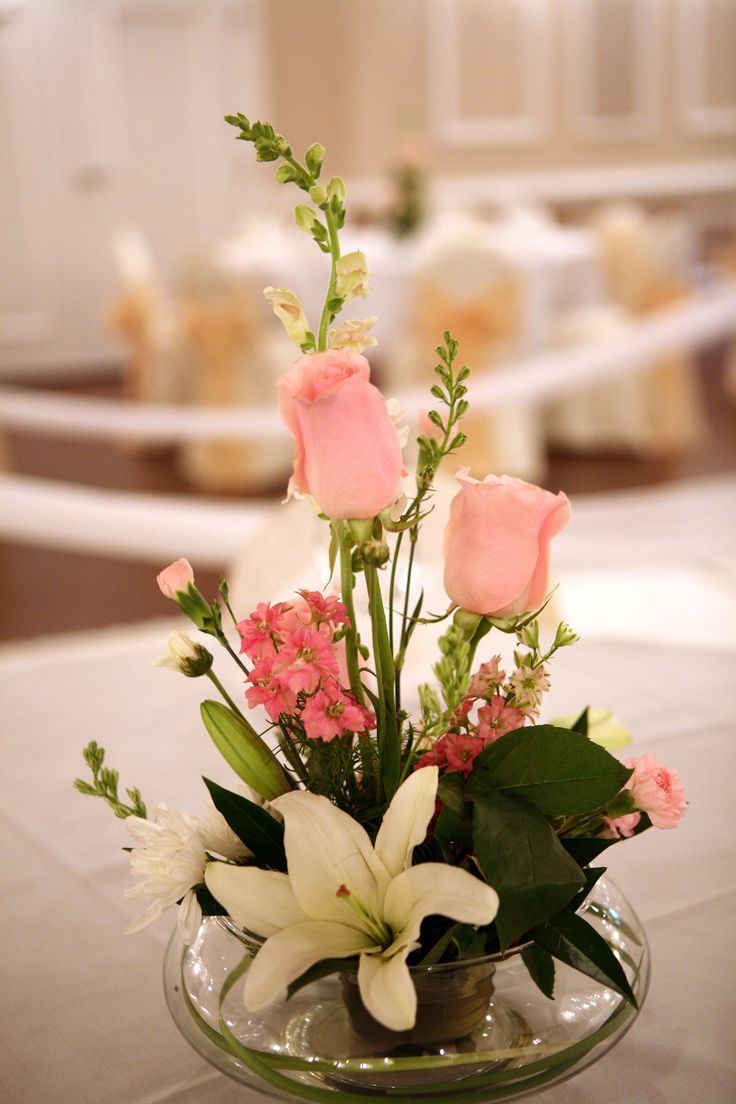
598;812;641;840
157;558;194;599
301;681;375;742
467;657;506;700
436;732;486;778
477;696;525;742
624;753;687;829
271;624;339;694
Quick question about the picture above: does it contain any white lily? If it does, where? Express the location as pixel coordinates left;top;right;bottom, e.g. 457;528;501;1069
551;707;632;753
205;767;498;1031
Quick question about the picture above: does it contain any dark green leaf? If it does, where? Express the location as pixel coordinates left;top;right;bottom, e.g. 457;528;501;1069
203;777;286;871
451;925;488;960
195;883;228;917
531;908;638;1008
521;943;555;999
469;725;632;815
562;836;616;865
469;787;584;950
571;707;589;736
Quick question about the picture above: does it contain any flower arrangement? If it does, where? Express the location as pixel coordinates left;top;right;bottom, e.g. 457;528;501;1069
76;119;686;1067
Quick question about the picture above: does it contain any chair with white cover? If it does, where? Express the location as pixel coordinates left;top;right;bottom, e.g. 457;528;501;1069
402;217;545;482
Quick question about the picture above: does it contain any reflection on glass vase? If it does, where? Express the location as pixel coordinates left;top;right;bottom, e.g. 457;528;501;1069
164;876;649;1102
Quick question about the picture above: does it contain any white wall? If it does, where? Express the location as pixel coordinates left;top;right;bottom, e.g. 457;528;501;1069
0;0;268;377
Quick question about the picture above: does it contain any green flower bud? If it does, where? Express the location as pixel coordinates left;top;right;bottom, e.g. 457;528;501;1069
309;184;328;207
361;539;390;567
326;176;346;203
305;142;325;176
200;700;291;801
294;204;318;233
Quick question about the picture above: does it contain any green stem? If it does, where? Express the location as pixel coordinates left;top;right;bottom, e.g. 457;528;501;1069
205;670;245;718
388;529;404;658
366;564;400;800
217;633;250;678
339;544;365;706
317;207;341;351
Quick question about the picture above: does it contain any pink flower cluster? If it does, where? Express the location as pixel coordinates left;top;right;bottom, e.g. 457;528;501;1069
417;656;529;777
236;591;374;742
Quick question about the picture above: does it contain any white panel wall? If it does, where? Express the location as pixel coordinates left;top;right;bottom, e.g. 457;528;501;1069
0;0;267;377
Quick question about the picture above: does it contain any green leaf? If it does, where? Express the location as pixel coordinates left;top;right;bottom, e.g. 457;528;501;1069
521;943;555;999
571;707;589;736
195;883;228;917
451;925;488;960
561;836;617;866
470;725;632;816
203;777;286;871
469;787;585;950
530;908;638;1008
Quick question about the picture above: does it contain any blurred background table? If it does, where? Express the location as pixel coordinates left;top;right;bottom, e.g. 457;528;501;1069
2;476;735;1104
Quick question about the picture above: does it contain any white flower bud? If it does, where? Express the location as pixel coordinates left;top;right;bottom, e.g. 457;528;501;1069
153;631;212;677
335;251;371;302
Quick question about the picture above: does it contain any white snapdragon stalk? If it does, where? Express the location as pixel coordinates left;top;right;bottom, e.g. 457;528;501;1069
263;286;312;348
335;250;371;302
125;803;250;944
205;768;498;1031
329;316;378;353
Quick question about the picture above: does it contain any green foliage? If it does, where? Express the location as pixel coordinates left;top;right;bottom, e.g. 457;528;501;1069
530;907;638;1008
468;786;585;950
433;623;471;711
416;332;469;491
203;777;287;871
73;741;147;820
469;725;633;816
521;943;556;1000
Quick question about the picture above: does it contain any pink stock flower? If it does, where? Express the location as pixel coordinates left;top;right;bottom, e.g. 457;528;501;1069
237;602;290;661
157;558;194;599
443;469;571;617
245;657;297;722
296;590;351;628
624;753;687;829
467;658;506;700
477;697;525;741
599;812;641;840
436;732;486;778
278;349;404;520
301;681;375;742
271;625;339;695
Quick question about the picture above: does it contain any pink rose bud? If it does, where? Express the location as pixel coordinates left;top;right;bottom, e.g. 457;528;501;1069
157;558;194;599
624;753;687;829
443;468;571;617
278;349;404;520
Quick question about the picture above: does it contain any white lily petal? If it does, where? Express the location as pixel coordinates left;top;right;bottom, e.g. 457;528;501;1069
124;898;165;935
244;921;376;1011
384;864;499;952
358;950;417;1032
270;791;390;925
177;889;203;944
205;863;307;937
374;767;438;878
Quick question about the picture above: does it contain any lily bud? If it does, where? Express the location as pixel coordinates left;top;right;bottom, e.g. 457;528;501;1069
200;700;291;801
153;631;213;677
263;286;311;347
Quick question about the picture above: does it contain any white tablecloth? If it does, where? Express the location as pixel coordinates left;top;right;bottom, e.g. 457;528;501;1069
3;474;736;1102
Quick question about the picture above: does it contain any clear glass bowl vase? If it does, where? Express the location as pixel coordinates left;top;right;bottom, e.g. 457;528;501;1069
164;876;649;1102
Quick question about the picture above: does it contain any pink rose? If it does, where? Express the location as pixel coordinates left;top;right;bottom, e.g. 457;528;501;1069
157;558;194;599
624;753;687;829
278;349;404;520
443;469;571;617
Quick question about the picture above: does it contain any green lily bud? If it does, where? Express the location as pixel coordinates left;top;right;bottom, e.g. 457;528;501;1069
200;700;290;801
